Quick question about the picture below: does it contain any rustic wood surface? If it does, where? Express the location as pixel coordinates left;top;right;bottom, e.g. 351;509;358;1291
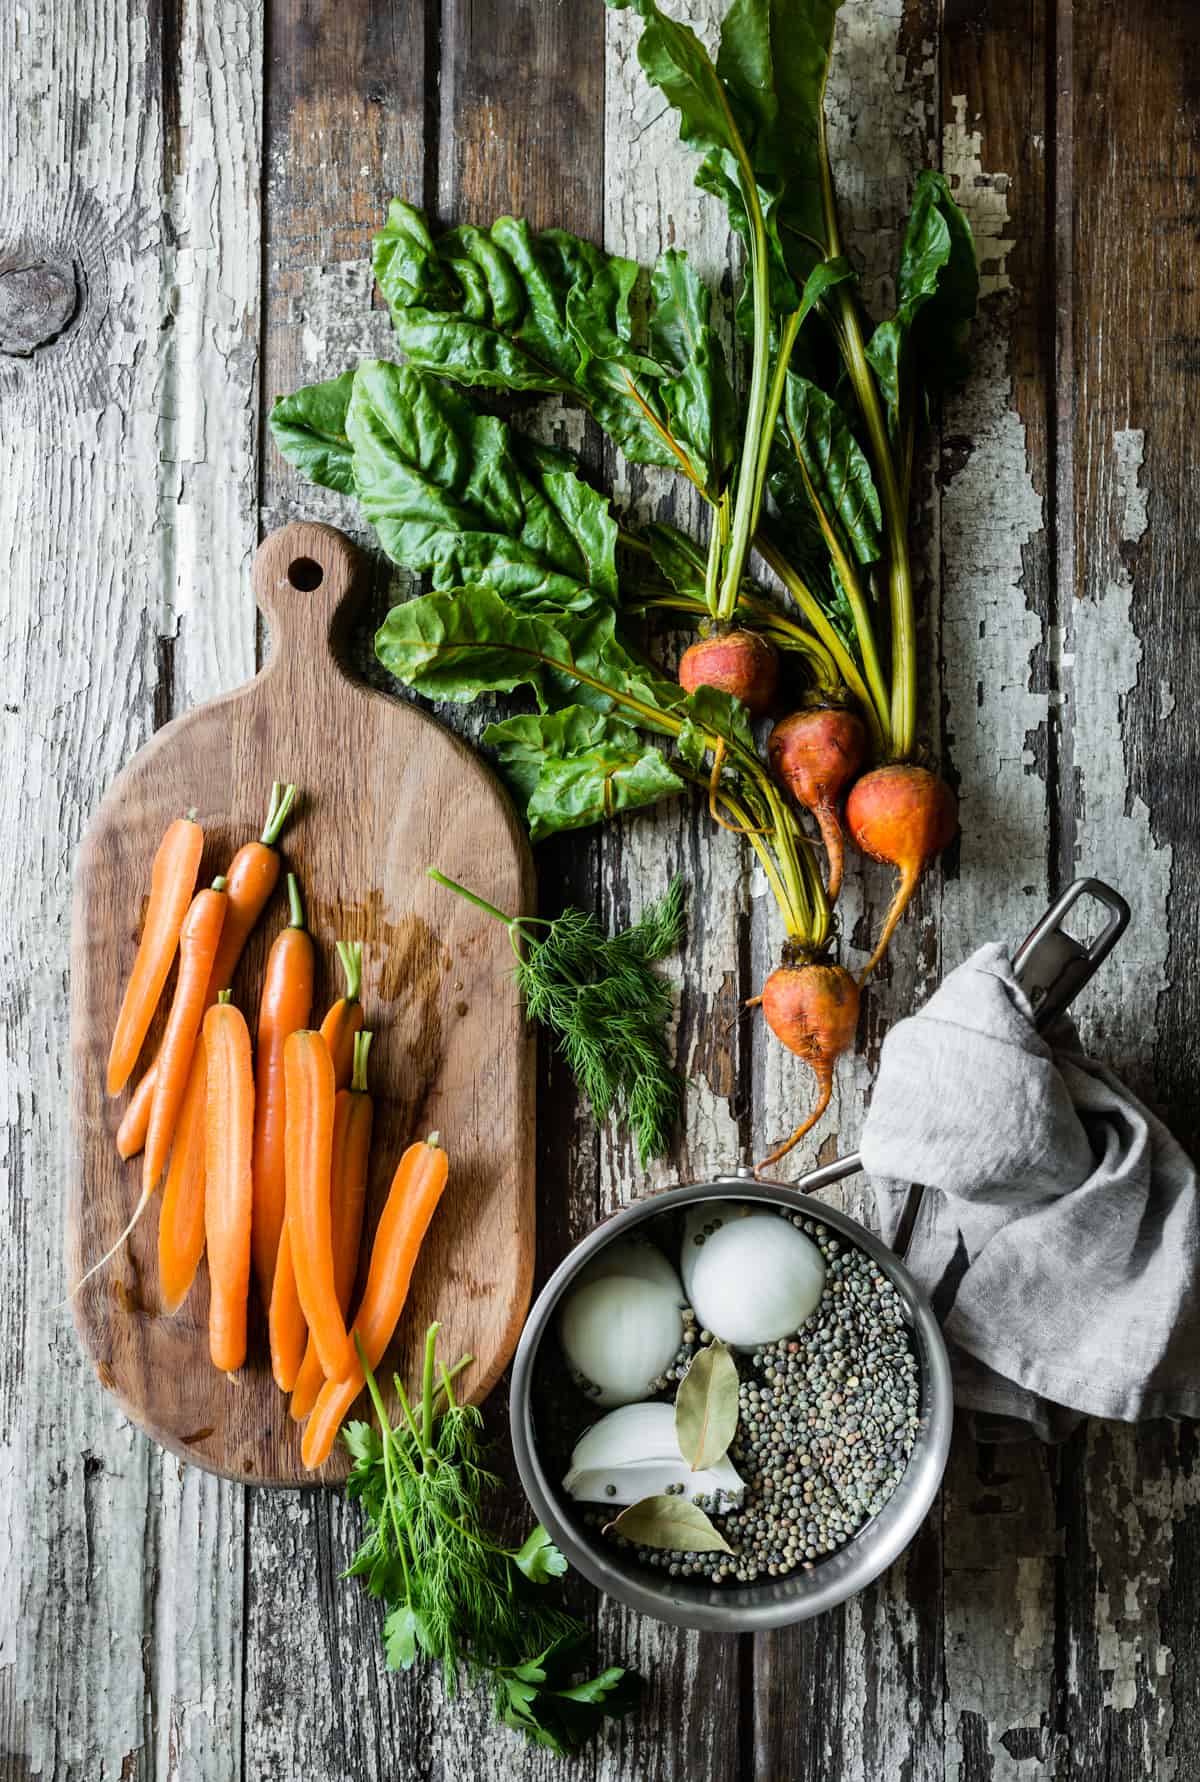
66;518;536;1486
3;0;1198;1776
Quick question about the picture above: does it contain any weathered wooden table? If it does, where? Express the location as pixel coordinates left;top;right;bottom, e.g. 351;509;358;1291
4;1;1199;1776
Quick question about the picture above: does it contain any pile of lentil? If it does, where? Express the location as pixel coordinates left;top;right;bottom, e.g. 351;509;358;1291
602;1210;921;1586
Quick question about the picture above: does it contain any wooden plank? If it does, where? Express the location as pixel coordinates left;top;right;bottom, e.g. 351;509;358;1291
242;2;432;1775
1065;0;1196;1126
0;0;261;1774
934;4;1063;1779
1061;4;1200;1776
596;4;748;1775
747;2;948;1774
245;5;630;1779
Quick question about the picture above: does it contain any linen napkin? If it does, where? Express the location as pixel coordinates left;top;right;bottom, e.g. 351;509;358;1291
860;943;1200;1438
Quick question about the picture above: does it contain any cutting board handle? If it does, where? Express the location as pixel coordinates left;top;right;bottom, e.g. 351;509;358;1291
251;521;361;680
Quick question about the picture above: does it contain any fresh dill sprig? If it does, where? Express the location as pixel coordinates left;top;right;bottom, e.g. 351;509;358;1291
343;1324;640;1755
429;868;686;1166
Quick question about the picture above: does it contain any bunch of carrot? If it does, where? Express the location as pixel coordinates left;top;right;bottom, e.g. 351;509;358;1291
91;788;451;1469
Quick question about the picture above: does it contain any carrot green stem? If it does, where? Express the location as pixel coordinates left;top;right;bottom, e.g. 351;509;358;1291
286;873;305;930
438;1362;458;1411
217;989;233;1005
212;875;228;892
356;1338;415;1596
392;1370;425;1455
427;867;513;928
394;1352;470;1425
261;781;298;847
335;939;363;1004
421;1321;440;1452
351;1029;373;1095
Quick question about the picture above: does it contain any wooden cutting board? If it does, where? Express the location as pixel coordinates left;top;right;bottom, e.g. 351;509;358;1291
68;521;536;1486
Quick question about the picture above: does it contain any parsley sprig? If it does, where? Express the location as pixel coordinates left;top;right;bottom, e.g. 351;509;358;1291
344;1323;641;1755
428;868;686;1165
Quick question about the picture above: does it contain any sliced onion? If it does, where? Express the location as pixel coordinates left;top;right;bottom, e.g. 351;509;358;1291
564;1402;745;1508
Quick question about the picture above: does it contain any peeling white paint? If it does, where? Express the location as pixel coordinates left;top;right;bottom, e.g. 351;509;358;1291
156;0;261;701
936;102;1062;1782
1114;428;1150;542
1069;429;1171;1076
940;316;1048;963
1014;1556;1049;1671
1083;1425;1200;1767
3;0;258;1774
826;0;937;313
943;94;1016;297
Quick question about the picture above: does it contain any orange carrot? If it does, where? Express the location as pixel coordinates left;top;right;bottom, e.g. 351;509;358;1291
157;1037;207;1312
283;1029;352;1381
291;1031;373;1420
72;873;228;1298
143;877;228;1195
268;1225;308;1391
319;941;365;1091
107;813;203;1095
301;1133;449;1470
251;874;314;1303
117;783;297;1160
204;993;254;1372
115;1068;157;1162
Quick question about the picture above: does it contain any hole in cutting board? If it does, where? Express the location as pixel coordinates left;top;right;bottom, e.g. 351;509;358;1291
287;556;324;591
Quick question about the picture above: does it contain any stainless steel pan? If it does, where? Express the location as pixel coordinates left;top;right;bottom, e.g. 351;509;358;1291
510;878;1129;1631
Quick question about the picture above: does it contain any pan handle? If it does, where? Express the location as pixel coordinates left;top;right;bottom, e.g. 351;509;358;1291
1011;876;1129;1029
887;876;1128;1256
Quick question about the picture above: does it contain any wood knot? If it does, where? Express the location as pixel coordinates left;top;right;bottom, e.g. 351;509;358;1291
0;256;79;357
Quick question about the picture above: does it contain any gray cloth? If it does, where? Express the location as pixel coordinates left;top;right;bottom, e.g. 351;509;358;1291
860;943;1200;1438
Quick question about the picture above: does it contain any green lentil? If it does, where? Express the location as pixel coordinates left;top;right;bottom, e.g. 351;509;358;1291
596;1208;921;1587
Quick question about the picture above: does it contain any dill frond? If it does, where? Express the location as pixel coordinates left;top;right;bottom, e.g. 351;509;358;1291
430;868;687;1166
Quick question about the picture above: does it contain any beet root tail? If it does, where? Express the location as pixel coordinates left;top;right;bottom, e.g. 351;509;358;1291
858;860;921;983
813;800;846;902
755;1064;834;1175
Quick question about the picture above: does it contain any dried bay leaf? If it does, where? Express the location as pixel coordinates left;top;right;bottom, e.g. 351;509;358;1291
604;1494;734;1555
675;1337;739;1472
